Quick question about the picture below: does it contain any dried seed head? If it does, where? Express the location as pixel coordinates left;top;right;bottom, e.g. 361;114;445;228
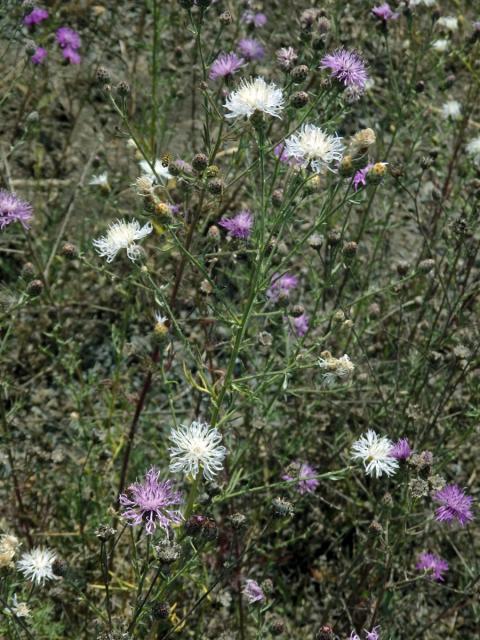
343;241;358;257
155;540;181;564
290;304;305;318
95;525;116;542
369;520;383;536
409;477;429;499
151;602;170;619
27;279;43;296
272;496;294;518
327;229;341;246
116;81;130;96
96;66;111;84
396;260;409;276
271;189;284;208
61;242;77;259
269;615;286;636
418;258;435;274
207;178;224;195
291;91;309;108
349;128;376;156
308;233;323;250
192;153;209;173
315;625;334;640
207;224;220;241
206;165;220;178
219;10;232;25
228;512;247;530
290;65;309;83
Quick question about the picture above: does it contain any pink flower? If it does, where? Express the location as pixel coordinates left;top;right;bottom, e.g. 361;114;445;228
219;210;253;239
416;552;449;582
31;46;47;65
23;7;49;27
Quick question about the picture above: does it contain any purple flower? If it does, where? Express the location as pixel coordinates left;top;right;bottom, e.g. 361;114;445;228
433;484;473;526
353;164;373;191
23;8;49;27
61;47;81;65
31;46;47;65
365;628;380;640
283;461;318;494
219;210;253;239
372;3;400;21
274;142;301;167
267;272;298;301
209;52;245;80
242;11;267;28
390;438;412;460
276;46;298;71
293;313;309;337
119;467;183;535
0;190;33;230
242;579;265;604
416;552;449;582
237;38;265;62
56;27;81;50
320;49;368;91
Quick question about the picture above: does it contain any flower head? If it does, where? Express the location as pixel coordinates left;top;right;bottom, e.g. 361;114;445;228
320;49;368;91
237;38;265;62
242;11;267;28
10;594;31;619
242;579;265;604
372;3;399;21
219;210;253;239
276;46;298;70
17;547;56;585
23;8;49;27
56;26;81;50
351;430;399;478
416;552;449;581
0;190;33;230
119;467;183;535
365;628;381;640
432;39;449;52
466;136;480;162
283;461;318;494
209;52;245;81
390;438;412;460
62;47;81;64
441;99;462;121
139;159;172;183
0;534;20;568
437;16;459;32
31;46;47;64
353;164;374;191
284;124;344;173
318;352;355;387
89;172;109;187
433;484;473;526
293;312;309;337
224;77;284;120
93;218;152;262
169;421;227;481
267;272;298;301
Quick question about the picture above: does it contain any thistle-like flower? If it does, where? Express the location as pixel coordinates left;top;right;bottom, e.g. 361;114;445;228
317;352;354;386
433;484;473;526
209;52;245;80
276;46;298;71
320;49;368;92
17;547;57;585
441;100;462;121
219;210;254;239
237;38;265;62
242;579;265;604
284;124;344;173
416;552;449;582
282;461;318;494
466;136;480;162
0;190;33;230
169;421;227;481
390;438;412;460
351;430;399;478
224;77;285;120
89;172;109;188
93;218;152;262
267;272;298;302
139;159;172;183
119;467;183;535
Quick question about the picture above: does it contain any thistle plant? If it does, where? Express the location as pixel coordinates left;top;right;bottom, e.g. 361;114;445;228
1;1;479;638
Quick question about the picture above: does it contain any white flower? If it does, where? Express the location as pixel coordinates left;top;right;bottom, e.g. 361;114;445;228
317;352;354;386
89;172;109;187
169;421;227;481
351;430;399;478
224;77;285;120
93;218;152;263
139;159;172;183
466;136;480;161
441;100;462;121
134;175;155;196
17;547;56;585
10;595;31;618
410;0;436;6
432;39;449;52
437;16;458;32
284;124;344;173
